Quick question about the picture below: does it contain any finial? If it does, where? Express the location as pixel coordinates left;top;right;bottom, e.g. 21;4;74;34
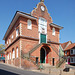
40;0;44;2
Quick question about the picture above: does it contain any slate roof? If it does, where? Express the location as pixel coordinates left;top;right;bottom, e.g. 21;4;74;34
50;23;63;30
65;43;75;51
3;11;37;40
61;41;70;49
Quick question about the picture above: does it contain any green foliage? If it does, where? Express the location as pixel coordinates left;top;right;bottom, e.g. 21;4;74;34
0;44;5;54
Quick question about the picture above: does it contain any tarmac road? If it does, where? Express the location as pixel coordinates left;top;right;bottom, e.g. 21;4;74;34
0;63;47;75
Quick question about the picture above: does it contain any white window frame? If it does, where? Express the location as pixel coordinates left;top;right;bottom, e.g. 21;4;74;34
70;49;75;55
27;19;32;30
70;57;75;63
16;29;19;37
52;28;55;36
16;47;18;58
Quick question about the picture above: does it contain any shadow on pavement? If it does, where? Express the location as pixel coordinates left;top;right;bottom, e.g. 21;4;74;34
0;69;19;75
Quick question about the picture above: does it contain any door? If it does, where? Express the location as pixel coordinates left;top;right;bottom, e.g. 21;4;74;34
40;48;45;63
40;34;46;43
52;58;55;66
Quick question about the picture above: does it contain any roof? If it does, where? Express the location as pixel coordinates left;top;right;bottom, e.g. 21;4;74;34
50;23;63;30
61;41;70;49
3;11;37;40
65;43;75;51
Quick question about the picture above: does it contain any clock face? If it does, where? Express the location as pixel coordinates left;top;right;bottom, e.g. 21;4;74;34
41;6;45;11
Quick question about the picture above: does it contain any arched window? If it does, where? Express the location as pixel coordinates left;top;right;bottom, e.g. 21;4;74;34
52;28;55;36
27;19;32;29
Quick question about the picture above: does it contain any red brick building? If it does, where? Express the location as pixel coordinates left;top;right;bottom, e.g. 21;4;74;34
64;43;75;65
3;1;63;68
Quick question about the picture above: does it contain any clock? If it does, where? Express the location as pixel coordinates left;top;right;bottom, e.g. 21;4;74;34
41;6;45;11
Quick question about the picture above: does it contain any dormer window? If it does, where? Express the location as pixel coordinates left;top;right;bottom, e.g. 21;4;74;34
27;19;32;30
52;28;55;36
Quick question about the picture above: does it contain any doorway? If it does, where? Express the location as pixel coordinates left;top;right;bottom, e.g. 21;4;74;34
40;47;46;63
52;58;55;66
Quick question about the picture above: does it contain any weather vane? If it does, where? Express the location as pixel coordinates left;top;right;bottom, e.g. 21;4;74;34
40;0;44;2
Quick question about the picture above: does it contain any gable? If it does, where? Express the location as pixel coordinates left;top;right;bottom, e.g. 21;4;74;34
31;2;53;23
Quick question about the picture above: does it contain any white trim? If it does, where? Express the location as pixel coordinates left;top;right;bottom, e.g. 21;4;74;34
52;27;55;36
16;29;19;37
70;57;75;63
27;19;32;30
70;49;75;55
46;34;47;43
38;17;47;34
20;23;22;35
39;33;40;44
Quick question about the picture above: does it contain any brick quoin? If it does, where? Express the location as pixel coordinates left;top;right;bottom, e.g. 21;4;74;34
3;1;63;69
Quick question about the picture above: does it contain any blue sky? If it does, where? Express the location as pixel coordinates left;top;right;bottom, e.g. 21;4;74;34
0;0;75;45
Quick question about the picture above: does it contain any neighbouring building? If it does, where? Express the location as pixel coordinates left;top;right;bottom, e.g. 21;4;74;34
3;0;63;68
64;43;75;65
59;41;72;57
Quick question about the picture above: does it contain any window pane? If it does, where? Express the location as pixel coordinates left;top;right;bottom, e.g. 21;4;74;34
27;20;32;29
71;50;73;54
52;28;55;35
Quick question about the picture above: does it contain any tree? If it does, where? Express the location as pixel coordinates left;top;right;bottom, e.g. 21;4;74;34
0;44;5;54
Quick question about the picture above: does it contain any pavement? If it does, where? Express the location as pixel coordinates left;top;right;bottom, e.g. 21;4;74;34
0;63;47;75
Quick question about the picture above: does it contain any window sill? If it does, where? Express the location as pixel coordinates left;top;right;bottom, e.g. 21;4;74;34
27;28;32;30
52;34;55;36
70;54;75;55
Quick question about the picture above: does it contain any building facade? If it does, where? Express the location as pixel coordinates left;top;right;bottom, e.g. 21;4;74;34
59;41;72;57
3;1;63;68
64;43;75;65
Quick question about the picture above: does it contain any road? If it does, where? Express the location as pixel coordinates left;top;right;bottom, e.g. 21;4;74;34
0;63;47;75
